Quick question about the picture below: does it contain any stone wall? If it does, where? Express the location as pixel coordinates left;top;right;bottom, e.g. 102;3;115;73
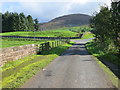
0;44;38;66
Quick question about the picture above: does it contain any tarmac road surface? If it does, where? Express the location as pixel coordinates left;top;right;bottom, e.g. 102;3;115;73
21;38;115;88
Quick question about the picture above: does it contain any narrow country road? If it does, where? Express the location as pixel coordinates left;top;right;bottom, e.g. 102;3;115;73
21;38;115;88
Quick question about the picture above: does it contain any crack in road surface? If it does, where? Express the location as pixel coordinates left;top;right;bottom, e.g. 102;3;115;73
21;38;116;88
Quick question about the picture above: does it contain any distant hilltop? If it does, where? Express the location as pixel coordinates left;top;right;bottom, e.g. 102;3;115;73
39;14;91;30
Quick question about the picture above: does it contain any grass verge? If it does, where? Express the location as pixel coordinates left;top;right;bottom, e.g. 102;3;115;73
86;41;120;88
92;56;119;88
2;43;73;88
71;32;95;40
81;32;95;39
86;41;120;66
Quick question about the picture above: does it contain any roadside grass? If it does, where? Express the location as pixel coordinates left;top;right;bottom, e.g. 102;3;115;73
0;29;77;37
1;38;54;48
86;41;120;67
72;32;95;40
2;43;73;88
81;32;95;39
69;25;92;33
86;41;120;88
69;41;76;45
92;56;119;88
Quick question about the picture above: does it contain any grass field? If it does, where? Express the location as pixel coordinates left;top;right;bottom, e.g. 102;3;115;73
0;26;94;48
0;38;54;48
0;32;95;48
81;32;95;39
0;29;77;37
0;26;93;37
2;42;75;88
71;32;95;40
69;25;92;33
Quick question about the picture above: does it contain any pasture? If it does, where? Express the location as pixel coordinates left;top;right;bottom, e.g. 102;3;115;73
0;29;77;37
1;38;53;48
0;26;93;48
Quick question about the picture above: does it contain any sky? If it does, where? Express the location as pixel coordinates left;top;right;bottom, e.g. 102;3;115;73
0;0;111;23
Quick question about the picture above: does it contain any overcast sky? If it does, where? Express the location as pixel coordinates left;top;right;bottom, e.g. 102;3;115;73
0;0;111;23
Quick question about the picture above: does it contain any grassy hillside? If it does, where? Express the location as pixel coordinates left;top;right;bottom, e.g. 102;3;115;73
40;14;91;30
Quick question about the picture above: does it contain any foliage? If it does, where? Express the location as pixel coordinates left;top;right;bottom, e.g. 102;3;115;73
19;13;27;31
86;41;120;67
27;15;34;31
86;43;119;88
34;18;39;31
2;11;36;32
90;1;120;55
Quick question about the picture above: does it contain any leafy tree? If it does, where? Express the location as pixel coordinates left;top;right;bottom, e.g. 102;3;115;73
27;15;34;31
11;12;21;31
90;1;120;54
110;1;120;54
2;11;11;32
19;13;27;31
34;18;39;31
0;12;2;33
2;11;35;32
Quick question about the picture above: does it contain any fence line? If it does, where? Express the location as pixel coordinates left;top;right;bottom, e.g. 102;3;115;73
0;36;81;39
1;35;72;54
38;39;70;54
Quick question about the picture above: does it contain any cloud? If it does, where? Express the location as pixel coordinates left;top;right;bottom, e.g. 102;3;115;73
0;2;4;12
1;0;112;22
1;0;111;3
19;2;72;22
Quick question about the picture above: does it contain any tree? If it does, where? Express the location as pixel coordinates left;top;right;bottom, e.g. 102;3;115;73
2;11;11;32
0;12;2;33
90;1;120;54
27;15;34;31
11;12;21;31
91;6;111;43
19;13;27;31
34;18;39;31
110;1;120;54
2;11;35;32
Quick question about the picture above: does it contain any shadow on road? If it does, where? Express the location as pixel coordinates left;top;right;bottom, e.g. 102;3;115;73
61;43;90;56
